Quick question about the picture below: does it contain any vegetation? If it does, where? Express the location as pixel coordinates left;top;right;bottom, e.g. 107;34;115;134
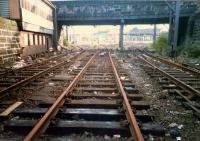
150;32;200;63
180;41;200;58
150;32;170;56
63;39;69;48
176;41;200;62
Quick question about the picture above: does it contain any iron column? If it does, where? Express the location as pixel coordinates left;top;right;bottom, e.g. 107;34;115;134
153;24;157;45
119;20;124;50
53;7;58;50
172;0;180;57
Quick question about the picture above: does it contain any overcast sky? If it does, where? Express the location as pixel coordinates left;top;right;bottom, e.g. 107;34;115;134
67;24;169;36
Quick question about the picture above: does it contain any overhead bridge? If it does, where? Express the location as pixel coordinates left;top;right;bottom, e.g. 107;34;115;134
52;0;197;25
52;0;198;54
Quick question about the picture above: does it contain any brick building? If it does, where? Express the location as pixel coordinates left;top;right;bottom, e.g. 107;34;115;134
0;0;56;63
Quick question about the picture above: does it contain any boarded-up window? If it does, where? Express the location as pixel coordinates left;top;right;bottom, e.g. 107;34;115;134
39;35;42;45
29;34;33;45
28;34;30;45
43;36;46;45
34;34;38;45
41;36;44;45
24;33;28;46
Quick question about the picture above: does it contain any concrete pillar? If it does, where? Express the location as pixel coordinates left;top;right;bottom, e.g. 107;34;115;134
119;20;124;50
153;24;157;45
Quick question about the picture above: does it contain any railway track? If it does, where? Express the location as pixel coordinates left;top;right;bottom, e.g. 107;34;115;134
0;52;66;76
0;51;164;141
137;52;200;118
0;51;83;99
143;51;200;78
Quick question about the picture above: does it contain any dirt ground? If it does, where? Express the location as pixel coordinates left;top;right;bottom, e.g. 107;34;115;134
119;54;200;141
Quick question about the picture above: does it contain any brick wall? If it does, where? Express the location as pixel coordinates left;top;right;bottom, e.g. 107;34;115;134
192;18;200;42
0;17;20;64
198;2;200;11
192;2;200;42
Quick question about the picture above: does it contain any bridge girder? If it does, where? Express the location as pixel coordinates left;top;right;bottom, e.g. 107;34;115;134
52;0;197;25
52;0;197;51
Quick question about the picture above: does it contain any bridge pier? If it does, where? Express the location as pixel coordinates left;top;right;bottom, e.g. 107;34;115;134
53;8;58;51
168;1;180;58
119;20;124;50
57;24;63;47
153;24;157;45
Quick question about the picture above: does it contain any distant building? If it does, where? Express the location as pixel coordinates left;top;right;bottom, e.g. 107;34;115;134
0;0;56;58
125;27;161;42
129;27;161;35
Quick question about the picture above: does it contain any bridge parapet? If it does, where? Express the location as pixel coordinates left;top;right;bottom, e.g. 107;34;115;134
52;0;197;25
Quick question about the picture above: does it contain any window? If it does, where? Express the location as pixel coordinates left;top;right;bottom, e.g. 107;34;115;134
39;35;42;45
43;36;46;45
28;34;30;46
37;35;40;45
34;34;38;45
24;33;28;46
29;34;33;45
33;34;35;45
25;0;28;10
41;36;43;45
21;0;53;21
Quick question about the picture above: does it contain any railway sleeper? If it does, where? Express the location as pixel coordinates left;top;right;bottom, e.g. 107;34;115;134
0;137;129;141
157;77;199;82
161;84;200;90
12;108;153;122
69;94;143;101
159;80;200;85
183;102;200;119
39;101;150;110
3;119;164;136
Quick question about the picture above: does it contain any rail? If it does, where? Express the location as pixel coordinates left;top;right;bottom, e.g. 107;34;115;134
23;51;98;141
144;52;200;78
0;52;83;99
109;52;144;141
138;56;200;98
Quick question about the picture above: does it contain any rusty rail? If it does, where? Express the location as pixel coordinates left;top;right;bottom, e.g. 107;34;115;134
109;52;144;141
23;51;98;141
138;56;200;97
175;90;200;115
0;53;66;77
144;52;200;78
0;51;84;99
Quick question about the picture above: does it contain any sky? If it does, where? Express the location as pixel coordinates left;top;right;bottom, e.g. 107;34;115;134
67;24;169;36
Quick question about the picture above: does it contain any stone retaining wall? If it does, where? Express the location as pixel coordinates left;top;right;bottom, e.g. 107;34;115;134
0;17;20;64
191;2;200;42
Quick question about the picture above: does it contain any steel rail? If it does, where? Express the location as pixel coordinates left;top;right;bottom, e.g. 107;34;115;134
0;53;67;77
138;56;200;97
23;51;98;141
0;52;83;99
109;52;144;141
144;52;200;78
175;90;200;115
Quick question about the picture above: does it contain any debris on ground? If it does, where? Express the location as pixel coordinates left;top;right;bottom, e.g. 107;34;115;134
12;60;27;68
119;53;200;141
